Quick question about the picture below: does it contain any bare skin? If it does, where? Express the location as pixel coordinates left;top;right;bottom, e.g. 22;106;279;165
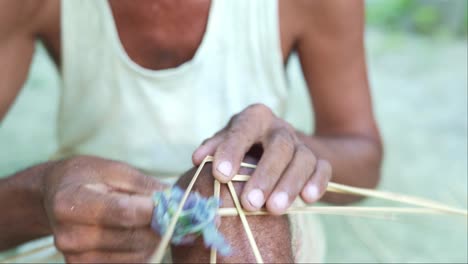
173;160;292;263
0;0;382;262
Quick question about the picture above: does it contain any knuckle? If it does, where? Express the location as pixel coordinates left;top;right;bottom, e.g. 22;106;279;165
228;113;246;130
138;174;159;191
295;144;317;173
54;231;75;252
249;103;273;116
52;192;70;220
107;160;131;174
225;129;253;147
229;112;241;124
226;125;244;138
255;167;283;189
264;165;283;179
269;130;295;155
268;118;293;136
319;159;333;179
111;200;137;227
273;118;294;132
200;137;213;146
215;129;227;139
295;144;317;169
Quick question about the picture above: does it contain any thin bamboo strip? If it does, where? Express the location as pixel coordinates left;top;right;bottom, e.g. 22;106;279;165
219;207;400;220
149;156;211;263
240;162;256;169
0;243;55;264
326;182;468;216
217;206;447;217
210;179;221;264
232;174;250;181
227;181;263;263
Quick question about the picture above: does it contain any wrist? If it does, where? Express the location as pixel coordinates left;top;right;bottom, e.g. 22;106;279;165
26;161;57;232
0;161;57;249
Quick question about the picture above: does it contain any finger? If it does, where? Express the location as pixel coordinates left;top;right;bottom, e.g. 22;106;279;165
240;131;296;211
192;132;226;165
301;159;332;204
212;111;269;182
103;163;166;195
265;145;317;215
65;250;151;263
55;225;158;253
53;184;154;228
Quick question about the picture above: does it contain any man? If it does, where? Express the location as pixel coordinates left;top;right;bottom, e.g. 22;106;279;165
0;0;382;262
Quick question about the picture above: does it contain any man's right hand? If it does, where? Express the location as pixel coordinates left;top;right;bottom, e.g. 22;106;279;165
42;156;166;263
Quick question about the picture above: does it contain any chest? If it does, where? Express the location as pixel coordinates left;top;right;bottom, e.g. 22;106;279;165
107;0;295;70
46;0;297;70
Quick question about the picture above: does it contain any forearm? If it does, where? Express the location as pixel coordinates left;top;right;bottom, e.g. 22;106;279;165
298;132;383;204
0;162;55;250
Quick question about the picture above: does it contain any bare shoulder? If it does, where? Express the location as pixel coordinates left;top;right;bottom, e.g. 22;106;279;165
0;0;59;121
281;0;364;38
0;0;58;40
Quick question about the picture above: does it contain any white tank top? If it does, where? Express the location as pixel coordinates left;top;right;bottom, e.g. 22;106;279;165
57;0;312;178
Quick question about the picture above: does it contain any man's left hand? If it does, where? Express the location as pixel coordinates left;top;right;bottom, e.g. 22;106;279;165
192;104;332;215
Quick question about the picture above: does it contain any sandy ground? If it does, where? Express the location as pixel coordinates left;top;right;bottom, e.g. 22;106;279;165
0;30;466;263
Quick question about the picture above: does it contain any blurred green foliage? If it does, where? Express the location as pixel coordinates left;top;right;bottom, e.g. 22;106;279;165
411;5;440;34
366;0;467;37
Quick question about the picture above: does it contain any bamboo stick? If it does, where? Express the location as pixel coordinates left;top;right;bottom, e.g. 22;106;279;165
217;206;447;217
227;181;263;263
232;174;250;181
326;182;468;216
149;156;211;263
210;179;221;264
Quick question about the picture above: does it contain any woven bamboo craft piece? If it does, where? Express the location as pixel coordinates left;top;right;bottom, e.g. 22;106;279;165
1;155;467;263
148;156;467;263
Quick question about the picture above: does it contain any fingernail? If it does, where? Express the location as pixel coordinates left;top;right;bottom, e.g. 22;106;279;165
217;161;232;178
305;184;319;201
248;189;265;208
272;192;289;210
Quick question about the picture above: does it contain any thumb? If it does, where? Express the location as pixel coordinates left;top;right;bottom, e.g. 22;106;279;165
102;163;168;195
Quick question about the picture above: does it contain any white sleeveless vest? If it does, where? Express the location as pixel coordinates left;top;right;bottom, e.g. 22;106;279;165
57;0;312;179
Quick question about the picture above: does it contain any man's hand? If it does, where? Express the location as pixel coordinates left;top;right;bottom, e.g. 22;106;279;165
192;104;332;215
42;156;166;263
